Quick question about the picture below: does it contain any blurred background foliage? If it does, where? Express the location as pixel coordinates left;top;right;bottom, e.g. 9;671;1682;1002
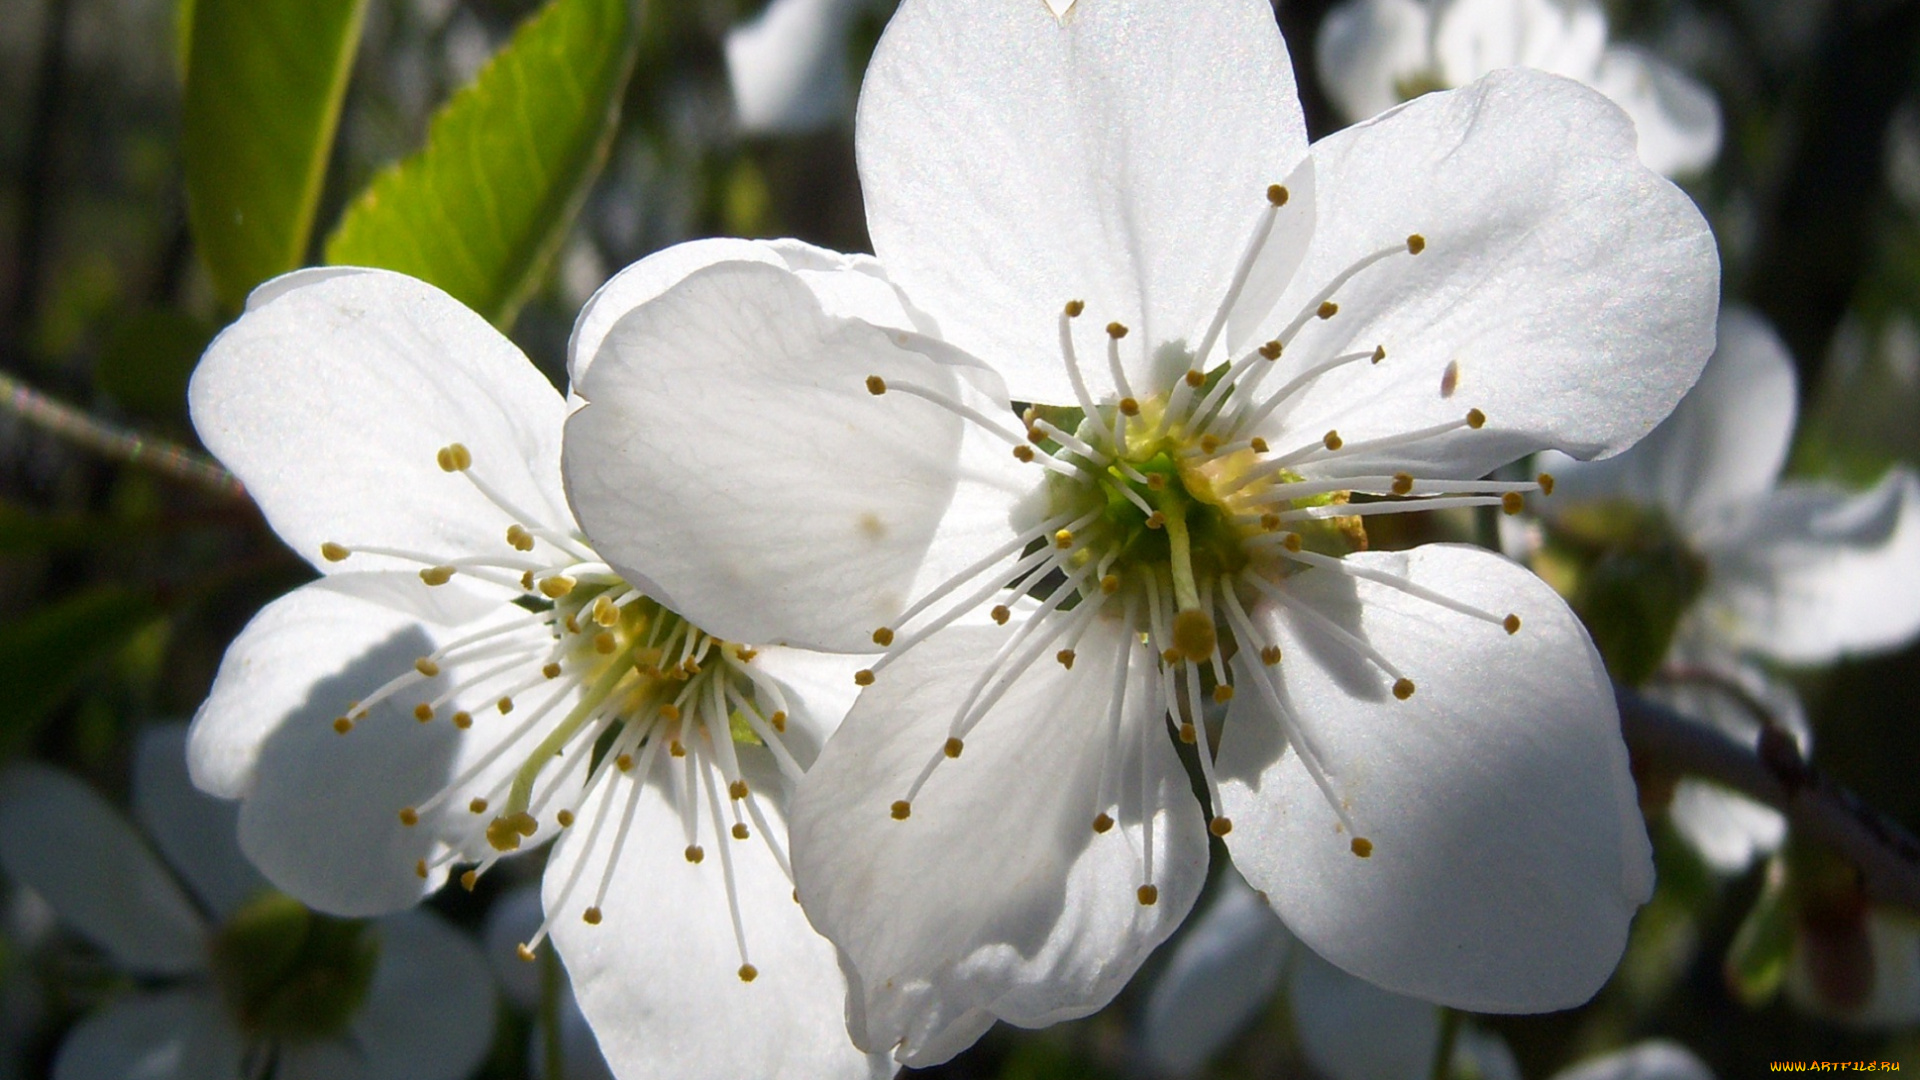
1;0;1919;1077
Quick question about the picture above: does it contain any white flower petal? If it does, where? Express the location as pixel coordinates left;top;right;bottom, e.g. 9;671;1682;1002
1139;871;1291;1078
1549;1041;1717;1080
350;910;498;1080
1289;945;1438;1080
51;992;244;1080
1432;0;1607;85
542;771;888;1080
132;723;270;922
1251;68;1717;479
1698;467;1920;664
858;0;1308;401
569;238;926;387
1546;308;1797;531
1218;544;1652;1011
189;268;572;578
1317;0;1434;122
1590;46;1723;177
565;258;1029;652
0;765;206;976
1668;780;1786;877
725;0;864;134
191;576;576;915
790;617;1208;1066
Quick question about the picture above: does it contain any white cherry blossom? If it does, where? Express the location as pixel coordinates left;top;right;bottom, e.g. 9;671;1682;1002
0;724;494;1080
563;0;1718;1065
725;0;869;135
186;268;888;1080
1535;309;1920;874
1317;0;1722;176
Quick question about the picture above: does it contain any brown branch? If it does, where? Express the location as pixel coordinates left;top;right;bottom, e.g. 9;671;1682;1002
0;371;244;500
1617;684;1920;914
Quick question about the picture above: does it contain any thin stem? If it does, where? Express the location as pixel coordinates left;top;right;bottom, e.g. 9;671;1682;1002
1429;1006;1461;1080
0;371;245;498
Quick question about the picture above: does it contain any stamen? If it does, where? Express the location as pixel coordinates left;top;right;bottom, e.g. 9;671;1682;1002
865;375;1026;447
1274;547;1517;630
1056;303;1105;424
1190;182;1290;379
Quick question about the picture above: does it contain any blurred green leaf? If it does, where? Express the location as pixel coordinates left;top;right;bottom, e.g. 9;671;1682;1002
1727;859;1794;1008
324;0;637;328
182;0;370;309
0;587;162;758
94;308;214;426
0;502;149;554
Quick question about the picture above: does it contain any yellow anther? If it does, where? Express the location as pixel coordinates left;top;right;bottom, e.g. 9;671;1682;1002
320;542;351;562
1026;426;1046;444
872;627;895;646
1200;434;1221;454
1392;473;1414;496
539;576;575;598
1258;340;1283;360
563;615;581;635
890;800;912;820
1536;472;1556;496
669;740;686;757
1100;574;1120;594
1146;511;1166;529
729;780;749;800
1161;647;1182;664
1106;322;1129;339
582;906;602;925
450;710;473;730
865;375;887;395
944;737;964;759
1184;369;1205;388
738;964;759;983
520;570;535;591
1372;345;1387;363
1504;614;1522;635
414;703;434;723
460;869;480;891
1261;645;1283;665
515;813;537;837
659;703;681;721
399;807;420;826
685;845;704;863
557;809;575;827
732;823;750;840
1251;437;1270;453
1179;722;1197;744
1392;678;1416;700
1173;609;1217;661
1054;529;1074;549
733;646;756;662
436;443;472;472
1210;816;1234;837
1137;884;1160;906
1465;408;1486;429
1119;398;1141;416
1260;513;1282;531
469;797;489;814
541;662;562;679
1323;430;1343;451
414;657;440;677
1146;474;1166;490
486;815;529;851
498;696;514;714
1093;812;1115;833
1351;837;1374;858
592;596;618;626
680;657;702;677
1057;648;1076;669
332;717;353;735
1013;445;1036;462
1268;184;1289;206
1501;492;1525;515
1283;533;1303;553
615;753;634;772
420;566;454;586
1065;300;1086;317
1317;301;1339;320
855;669;876;686
769;710;788;732
1213;684;1235;703
1406;234;1426;255
991;605;1011;625
506;524;535;551
594;631;617;654
414;859;428;879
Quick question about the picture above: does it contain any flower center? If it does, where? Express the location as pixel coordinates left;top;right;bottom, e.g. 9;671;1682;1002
319;444;802;983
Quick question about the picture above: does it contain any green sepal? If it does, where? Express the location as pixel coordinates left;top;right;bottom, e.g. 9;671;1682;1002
208;891;380;1042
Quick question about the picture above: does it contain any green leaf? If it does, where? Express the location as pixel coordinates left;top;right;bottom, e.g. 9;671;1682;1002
182;0;370;309
324;0;637;328
0;587;163;757
1726;857;1795;1008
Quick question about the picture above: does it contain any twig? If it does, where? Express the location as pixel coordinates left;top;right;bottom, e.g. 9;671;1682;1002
0;371;245;499
1616;684;1920;914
